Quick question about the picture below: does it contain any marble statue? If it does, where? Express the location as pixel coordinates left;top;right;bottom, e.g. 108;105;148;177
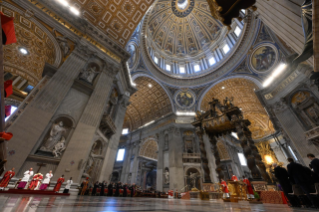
52;137;66;158
83;148;96;175
41;121;66;151
189;172;198;189
80;65;99;84
56;36;70;58
164;170;169;184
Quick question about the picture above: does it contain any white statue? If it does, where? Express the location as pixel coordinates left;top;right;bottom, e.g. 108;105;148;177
164;170;169;184
52;137;66;158
80;65;99;84
84;148;96;174
189;172;198;189
41;121;66;151
56;36;70;57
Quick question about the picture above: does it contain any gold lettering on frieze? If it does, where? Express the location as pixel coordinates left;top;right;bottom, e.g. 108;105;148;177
28;0;121;63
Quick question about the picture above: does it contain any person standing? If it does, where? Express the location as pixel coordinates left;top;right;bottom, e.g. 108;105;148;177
107;182;113;196
92;181;99;196
287;158;315;207
242;176;254;199
80;177;89;195
221;179;230;198
63;177;73;194
53;175;65;193
123;183;128;197
307;153;319;176
17;168;34;189
115;181;120;197
0;168;15;190
39;170;53;191
100;181;106;196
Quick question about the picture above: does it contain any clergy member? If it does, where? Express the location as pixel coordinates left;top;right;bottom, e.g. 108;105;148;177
63;177;73;194
53;175;65;193
123;183;128;197
0;167;15;190
231;175;238;181
39;170;53;191
28;173;43;190
17;168;34;189
80;177;89;195
242;176;254;199
100;181;106;196
107;182;113;196
221;179;230;198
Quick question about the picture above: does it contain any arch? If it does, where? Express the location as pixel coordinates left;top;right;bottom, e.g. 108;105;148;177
124;75;174;131
199;77;274;139
139;139;158;160
184;166;201;176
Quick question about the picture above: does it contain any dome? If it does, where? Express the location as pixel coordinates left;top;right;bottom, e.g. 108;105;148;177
144;0;245;78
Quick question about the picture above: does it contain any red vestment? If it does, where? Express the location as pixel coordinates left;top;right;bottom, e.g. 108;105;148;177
243;178;254;195
53;177;65;192
0;170;15;188
221;180;229;193
231;175;238;181
28;174;43;190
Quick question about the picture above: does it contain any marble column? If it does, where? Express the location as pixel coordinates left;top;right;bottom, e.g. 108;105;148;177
6;47;88;171
156;131;164;191
99;94;130;182
168;127;184;190
120;142;132;182
54;62;119;183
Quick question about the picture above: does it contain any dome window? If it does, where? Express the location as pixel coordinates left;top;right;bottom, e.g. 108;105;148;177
223;44;230;54
177;0;189;10
166;64;171;71
179;66;186;74
209;57;216;66
194;64;201;72
234;26;242;37
154;56;159;64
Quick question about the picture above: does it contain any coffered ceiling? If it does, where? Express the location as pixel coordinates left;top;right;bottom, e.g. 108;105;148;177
68;0;155;47
123;77;172;131
201;78;274;139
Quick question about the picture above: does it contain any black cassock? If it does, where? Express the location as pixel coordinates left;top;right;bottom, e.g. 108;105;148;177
115;183;120;196
100;183;106;196
92;183;99;196
123;185;127;197
129;185;134;197
107;184;113;196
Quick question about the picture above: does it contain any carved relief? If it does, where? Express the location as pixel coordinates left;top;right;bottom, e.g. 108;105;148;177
79;63;100;84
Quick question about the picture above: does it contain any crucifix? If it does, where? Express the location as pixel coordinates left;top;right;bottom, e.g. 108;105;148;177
36;162;47;173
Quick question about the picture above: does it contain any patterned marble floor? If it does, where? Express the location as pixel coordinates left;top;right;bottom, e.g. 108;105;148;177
0;194;315;212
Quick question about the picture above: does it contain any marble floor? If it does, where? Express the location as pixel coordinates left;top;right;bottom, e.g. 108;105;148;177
0;194;315;212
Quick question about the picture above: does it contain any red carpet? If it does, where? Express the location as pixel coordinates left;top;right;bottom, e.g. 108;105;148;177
0;189;70;196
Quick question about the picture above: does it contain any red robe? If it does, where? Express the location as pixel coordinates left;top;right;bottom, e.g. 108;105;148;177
231;175;238;181
0;170;15;188
53;177;65;192
28;174;43;190
221;180;229;193
243;178;254;195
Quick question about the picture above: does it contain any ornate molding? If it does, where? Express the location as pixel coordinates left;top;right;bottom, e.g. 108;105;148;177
272;99;288;113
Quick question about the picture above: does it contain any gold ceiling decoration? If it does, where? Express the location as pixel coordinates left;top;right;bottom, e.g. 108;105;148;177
2;6;56;86
206;0;257;28
201;78;274;139
139;139;158;160
68;0;155;47
123;77;172;131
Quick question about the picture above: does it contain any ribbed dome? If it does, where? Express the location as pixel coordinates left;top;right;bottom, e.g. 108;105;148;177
148;0;222;59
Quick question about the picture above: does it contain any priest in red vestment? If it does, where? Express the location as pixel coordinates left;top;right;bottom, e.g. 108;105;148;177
28;173;43;190
53;175;65;193
243;176;254;199
221;179;230;198
0;168;15;190
231;175;238;181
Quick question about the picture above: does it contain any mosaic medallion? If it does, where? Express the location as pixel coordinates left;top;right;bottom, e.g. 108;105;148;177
250;44;278;73
175;90;195;108
172;0;195;18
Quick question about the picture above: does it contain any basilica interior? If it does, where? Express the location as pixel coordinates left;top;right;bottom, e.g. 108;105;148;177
0;0;318;211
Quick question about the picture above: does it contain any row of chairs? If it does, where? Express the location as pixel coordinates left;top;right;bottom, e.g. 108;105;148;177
288;183;319;208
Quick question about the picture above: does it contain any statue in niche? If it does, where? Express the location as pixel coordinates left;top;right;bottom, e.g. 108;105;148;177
164;169;169;184
56;36;71;58
52;137;66;158
164;134;169;150
41;121;66;151
83;144;98;175
127;174;132;184
188;172;199;189
80;64;100;84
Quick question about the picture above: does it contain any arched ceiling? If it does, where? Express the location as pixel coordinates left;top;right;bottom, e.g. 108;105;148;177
147;0;222;58
2;6;57;86
123;77;172;131
68;0;155;47
200;78;274;140
139;139;158;160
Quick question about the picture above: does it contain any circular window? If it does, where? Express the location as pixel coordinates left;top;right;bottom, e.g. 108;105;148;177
172;0;194;18
177;0;188;10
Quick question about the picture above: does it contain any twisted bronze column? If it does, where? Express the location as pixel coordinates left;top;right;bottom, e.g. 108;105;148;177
208;135;224;181
195;127;212;183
